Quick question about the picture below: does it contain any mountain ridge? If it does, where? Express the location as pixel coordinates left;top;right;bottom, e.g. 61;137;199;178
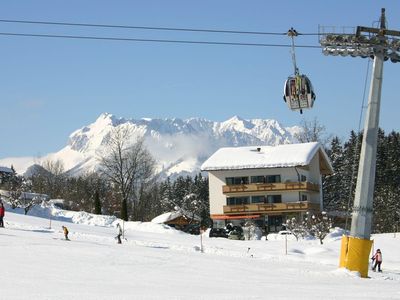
0;113;301;179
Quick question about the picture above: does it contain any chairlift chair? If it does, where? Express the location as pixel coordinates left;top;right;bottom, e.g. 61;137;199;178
283;28;316;114
283;74;316;114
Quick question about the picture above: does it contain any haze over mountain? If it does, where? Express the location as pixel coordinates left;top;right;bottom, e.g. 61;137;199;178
1;113;301;179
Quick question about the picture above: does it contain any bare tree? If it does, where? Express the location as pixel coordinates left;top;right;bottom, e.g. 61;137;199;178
284;217;308;241
4;177;45;214
41;159;65;177
30;159;66;198
295;118;332;148
98;127;156;221
304;211;333;244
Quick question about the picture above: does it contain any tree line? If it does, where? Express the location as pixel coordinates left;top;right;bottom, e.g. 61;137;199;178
0;127;210;225
1;124;399;234
323;129;400;233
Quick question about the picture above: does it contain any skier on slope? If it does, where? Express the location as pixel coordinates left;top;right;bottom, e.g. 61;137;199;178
116;223;122;244
371;249;383;272
62;226;70;240
0;201;5;228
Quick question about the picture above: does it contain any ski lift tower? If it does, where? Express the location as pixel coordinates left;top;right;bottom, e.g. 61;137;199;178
319;8;400;278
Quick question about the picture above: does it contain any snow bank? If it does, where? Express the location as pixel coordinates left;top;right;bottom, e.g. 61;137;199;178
123;221;183;235
3;200;180;235
267;232;298;241
1;206;400;299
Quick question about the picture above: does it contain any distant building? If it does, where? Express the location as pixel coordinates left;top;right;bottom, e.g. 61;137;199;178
0;166;14;185
0;189;50;202
151;210;200;230
0;166;13;174
201;142;333;233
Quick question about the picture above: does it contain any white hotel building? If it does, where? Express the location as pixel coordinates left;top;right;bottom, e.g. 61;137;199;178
201;142;333;232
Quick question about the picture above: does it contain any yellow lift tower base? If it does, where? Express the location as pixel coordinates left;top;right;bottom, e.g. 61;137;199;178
339;235;373;278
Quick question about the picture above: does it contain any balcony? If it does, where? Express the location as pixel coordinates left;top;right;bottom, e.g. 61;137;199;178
222;181;320;194
223;201;320;215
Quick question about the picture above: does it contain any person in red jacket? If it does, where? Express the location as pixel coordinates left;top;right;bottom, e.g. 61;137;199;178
0;201;5;227
371;249;383;272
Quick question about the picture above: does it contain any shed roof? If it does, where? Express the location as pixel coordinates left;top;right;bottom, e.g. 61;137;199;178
151;210;201;224
0;166;13;173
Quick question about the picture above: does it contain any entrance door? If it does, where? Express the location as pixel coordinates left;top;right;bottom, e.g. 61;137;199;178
268;215;283;233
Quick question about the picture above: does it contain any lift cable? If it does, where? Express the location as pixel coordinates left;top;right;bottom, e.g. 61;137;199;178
288;28;299;74
0;18;320;36
0;31;322;48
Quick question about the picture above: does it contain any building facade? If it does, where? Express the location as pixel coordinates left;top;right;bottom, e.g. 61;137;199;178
0;166;14;185
201;142;333;233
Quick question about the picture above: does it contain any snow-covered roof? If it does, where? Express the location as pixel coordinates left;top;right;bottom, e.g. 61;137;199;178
151;210;201;224
201;142;333;174
151;211;184;224
0;166;13;173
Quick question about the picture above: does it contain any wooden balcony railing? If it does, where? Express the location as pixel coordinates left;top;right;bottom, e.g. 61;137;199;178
222;181;320;194
223;201;320;215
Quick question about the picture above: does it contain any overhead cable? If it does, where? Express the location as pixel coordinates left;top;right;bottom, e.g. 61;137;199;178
0;19;319;36
0;31;322;48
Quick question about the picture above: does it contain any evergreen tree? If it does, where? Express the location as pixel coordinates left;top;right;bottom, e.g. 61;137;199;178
323;136;345;212
321;128;400;233
340;130;362;229
159;177;175;211
94;190;102;215
372;129;389;232
193;173;211;227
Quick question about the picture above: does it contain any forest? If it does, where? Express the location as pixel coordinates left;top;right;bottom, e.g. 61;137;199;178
1;127;399;234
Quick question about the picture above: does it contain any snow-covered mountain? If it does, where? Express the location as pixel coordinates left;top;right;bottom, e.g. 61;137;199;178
1;113;301;179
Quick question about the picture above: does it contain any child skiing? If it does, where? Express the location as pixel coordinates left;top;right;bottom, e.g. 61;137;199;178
371;249;383;272
0;201;5;228
116;223;122;244
62;226;70;240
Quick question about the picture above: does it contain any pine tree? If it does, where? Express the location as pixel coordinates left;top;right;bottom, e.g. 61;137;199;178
160;178;175;212
388;131;400;232
94;190;102;215
323;136;345;212
340;130;362;229
373;129;389;232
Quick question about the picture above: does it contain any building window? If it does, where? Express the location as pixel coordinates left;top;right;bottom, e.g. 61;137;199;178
265;175;281;183
266;195;282;203
251;195;266;204
226;197;250;205
227;197;235;205
301;175;307;182
250;175;281;184
225;176;249;185
301;194;308;201
251;176;265;184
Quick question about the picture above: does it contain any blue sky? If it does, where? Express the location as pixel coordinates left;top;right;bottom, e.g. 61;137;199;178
1;1;399;158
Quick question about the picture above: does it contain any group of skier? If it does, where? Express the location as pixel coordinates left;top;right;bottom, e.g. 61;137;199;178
0;198;386;272
59;223;123;244
0;199;124;244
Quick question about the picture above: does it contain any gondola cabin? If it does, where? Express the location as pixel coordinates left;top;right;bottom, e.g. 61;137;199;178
283;75;316;113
